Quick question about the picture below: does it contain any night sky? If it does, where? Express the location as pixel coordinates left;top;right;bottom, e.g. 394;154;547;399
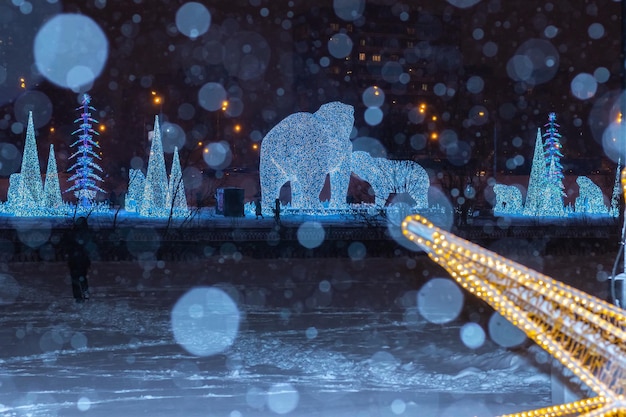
0;0;623;197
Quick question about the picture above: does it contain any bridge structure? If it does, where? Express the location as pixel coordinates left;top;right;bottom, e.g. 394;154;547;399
401;211;626;417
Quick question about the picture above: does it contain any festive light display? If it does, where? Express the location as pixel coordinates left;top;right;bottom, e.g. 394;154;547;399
492;184;523;215
259;102;354;212
575;176;608;215
537;157;565;217
67;94;105;208
140;116;168;217
522;128;545;216
610;159;621;217
125;169;145;213
543;112;565;183
166;146;188;216
402;214;626;417
350;150;429;208
44;144;63;211
18;111;44;210
7;173;24;212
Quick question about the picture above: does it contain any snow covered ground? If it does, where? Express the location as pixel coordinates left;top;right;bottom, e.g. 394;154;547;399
0;248;613;417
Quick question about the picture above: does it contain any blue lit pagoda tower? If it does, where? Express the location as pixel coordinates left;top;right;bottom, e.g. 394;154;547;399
140;116;168;217
67;94;105;208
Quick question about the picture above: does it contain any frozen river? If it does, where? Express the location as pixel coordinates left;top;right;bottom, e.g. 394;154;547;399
0;248;614;417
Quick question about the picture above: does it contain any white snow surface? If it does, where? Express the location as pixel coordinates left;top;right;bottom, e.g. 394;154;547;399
0;253;607;416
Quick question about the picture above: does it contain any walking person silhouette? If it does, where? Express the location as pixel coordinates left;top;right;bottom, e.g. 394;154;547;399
65;217;92;303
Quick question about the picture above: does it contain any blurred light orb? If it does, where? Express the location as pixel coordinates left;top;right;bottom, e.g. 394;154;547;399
77;396;91;411
328;32;353;58
588;22;605;39
571;73;597;100
381;61;403;83
333;0;365;21
14;90;53;128
161;122;186;153
544;25;558;38
267;383;299;414
246;386;267;409
177;102;196;120
466;75;484;94
488;312;526;348
594;67;610;83
347;241;366;260
391;398;406;415
362;86;385;107
602;121;625;163
0;143;21;176
34;14;108;91
417;277;464;324
203;141;232;170
175;2;211;39
506;39;559;85
364;107;383;126
305;326;318;339
198;82;227;111
171;286;241;357
446;0;481;8
0;274;19;305
297;221;325;249
460;322;485;349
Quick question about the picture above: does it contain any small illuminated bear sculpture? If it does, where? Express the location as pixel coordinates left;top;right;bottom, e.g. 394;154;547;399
575;176;607;214
259;102;354;211
350;151;429;208
493;184;523;215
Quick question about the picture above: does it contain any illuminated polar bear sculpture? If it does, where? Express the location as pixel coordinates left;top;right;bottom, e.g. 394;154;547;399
493;184;523;215
350;151;429;208
575;176;607;214
259;102;354;211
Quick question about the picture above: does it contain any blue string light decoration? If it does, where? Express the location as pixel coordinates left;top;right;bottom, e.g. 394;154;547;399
166;146;188;216
493;184;524;215
610;159;621;217
537;157;565;217
44;144;63;211
350;151;429;208
259;102;354;212
140;116;169;217
125;169;145;213
575;176;608;215
18;111;44;211
523;128;545;216
66;94;105;208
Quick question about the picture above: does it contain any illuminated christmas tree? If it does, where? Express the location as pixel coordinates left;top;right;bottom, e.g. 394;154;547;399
44;144;63;210
19;111;44;211
67;94;105;208
537;157;564;216
543;112;565;194
522;128;546;216
166;146;188;215
125;169;145;213
140;116;168;217
610;159;621;217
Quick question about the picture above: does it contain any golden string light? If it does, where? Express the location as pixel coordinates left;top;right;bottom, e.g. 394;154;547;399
402;215;626;417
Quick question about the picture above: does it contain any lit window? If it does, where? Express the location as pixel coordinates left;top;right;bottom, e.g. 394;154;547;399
330;23;339;31
359;53;366;61
421;83;428;91
372;54;381;62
